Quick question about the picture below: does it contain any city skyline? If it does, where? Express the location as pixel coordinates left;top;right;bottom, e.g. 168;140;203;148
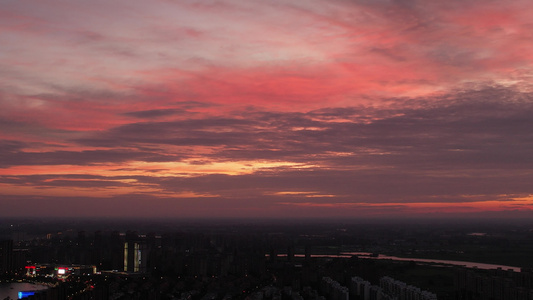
1;0;533;218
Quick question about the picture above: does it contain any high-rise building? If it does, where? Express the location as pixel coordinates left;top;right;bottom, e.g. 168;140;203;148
380;276;438;300
0;240;14;274
123;241;140;272
350;276;371;300
321;277;349;300
123;233;149;273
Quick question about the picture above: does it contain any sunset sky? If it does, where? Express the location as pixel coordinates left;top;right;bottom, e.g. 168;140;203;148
1;0;533;219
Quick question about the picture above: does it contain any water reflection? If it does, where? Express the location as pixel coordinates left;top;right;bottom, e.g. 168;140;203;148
273;252;521;271
0;282;48;300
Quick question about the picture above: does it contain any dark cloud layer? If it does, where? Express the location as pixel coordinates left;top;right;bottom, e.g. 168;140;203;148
2;86;532;218
0;149;180;167
69;86;533;171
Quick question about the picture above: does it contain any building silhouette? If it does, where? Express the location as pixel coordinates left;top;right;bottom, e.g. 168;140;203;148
0;239;13;274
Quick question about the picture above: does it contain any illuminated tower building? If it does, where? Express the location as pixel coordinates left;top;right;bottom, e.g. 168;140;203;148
123;232;149;273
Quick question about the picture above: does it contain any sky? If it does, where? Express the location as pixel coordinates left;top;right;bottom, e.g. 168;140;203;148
1;0;533;219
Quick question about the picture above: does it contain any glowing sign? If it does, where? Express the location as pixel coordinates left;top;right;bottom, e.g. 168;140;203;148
57;268;66;275
18;291;36;298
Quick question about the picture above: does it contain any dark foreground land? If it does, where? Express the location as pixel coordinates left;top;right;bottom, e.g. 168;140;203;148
1;218;533;299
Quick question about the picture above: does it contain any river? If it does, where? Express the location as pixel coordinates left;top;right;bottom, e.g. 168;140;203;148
342;252;522;272
0;282;48;300
274;252;521;272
